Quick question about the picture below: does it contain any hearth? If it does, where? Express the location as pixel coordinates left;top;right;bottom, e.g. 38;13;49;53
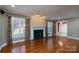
34;29;43;39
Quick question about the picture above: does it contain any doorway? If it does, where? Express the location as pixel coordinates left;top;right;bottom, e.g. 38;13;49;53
56;21;67;36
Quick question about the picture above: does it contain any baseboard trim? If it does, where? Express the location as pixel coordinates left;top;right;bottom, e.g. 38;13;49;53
53;34;79;40
67;36;79;40
13;39;25;44
0;43;7;51
0;39;25;51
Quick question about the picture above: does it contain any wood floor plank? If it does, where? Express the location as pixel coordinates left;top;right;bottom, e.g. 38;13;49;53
1;35;79;53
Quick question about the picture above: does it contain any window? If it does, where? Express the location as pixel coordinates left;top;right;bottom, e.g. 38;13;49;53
11;17;25;39
48;21;53;36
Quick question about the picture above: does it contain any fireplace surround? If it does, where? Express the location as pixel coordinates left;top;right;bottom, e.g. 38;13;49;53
30;27;45;40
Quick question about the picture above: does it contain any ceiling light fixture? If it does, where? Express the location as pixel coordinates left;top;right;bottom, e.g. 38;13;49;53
11;5;15;7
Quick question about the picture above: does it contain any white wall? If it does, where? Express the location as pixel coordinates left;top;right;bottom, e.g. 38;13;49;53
68;18;79;38
0;13;8;49
0;13;2;47
30;15;46;27
1;14;8;44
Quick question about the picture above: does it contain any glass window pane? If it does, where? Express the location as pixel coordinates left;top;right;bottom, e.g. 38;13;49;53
48;22;53;33
11;17;25;39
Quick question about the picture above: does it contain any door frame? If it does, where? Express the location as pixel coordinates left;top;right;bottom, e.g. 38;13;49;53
56;20;68;36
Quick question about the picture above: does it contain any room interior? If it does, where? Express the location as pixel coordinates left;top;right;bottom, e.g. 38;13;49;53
0;5;79;53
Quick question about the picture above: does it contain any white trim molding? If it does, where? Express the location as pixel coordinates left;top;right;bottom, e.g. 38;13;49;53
0;39;25;51
67;36;79;40
12;39;25;43
0;43;7;51
53;34;79;40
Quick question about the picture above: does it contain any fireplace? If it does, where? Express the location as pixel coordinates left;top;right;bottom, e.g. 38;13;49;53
34;29;43;39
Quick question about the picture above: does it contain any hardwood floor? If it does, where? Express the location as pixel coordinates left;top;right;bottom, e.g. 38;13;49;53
1;35;79;53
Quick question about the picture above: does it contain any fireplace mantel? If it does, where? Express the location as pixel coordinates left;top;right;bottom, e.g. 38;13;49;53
30;27;46;40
